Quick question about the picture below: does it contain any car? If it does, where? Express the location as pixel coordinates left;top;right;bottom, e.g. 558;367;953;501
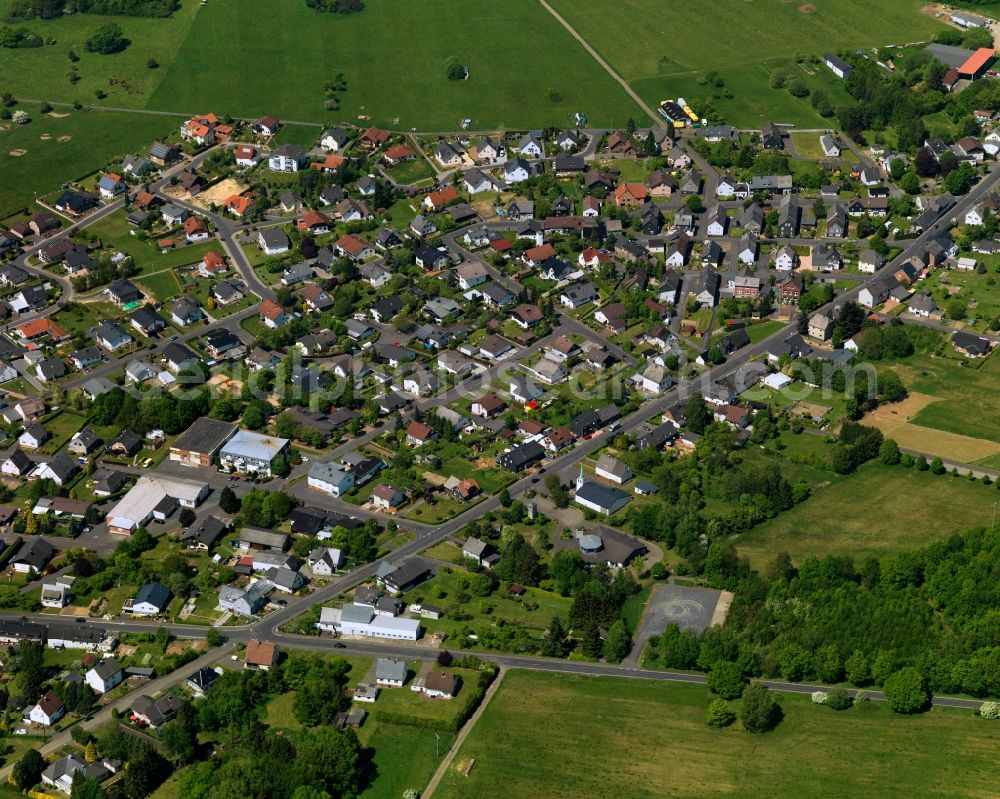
169;335;178;341
14;729;26;735
531;477;539;483
333;642;346;648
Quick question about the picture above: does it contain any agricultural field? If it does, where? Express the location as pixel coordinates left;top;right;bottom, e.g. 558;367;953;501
736;461;996;568
546;0;944;127
883;349;1000;455
434;670;1000;799
0;109;172;218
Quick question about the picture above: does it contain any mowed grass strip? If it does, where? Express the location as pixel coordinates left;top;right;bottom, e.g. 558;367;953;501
435;670;1000;799
735;462;995;569
146;0;643;127
0;110;172;218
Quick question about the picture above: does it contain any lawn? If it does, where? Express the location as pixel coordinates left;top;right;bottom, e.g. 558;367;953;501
360;723;454;799
735;461;996;569
135;269;182;303
546;0;943;127
434;670;1000;799
400;568;573;646
386;158;436;185
144;0;643;128
86;212;224;274
0;109;173;218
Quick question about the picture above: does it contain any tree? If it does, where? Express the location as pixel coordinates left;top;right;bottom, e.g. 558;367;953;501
769;68;787;88
914;147;939;177
740;682;780;733
13;749;45;790
883;666;930;714
206;628;224;647
291;726;363;796
685;393;712;434
603;620;631;663
889;157;906;181
545;474;569;508
879;438;901;465
787;78;809;98
946;298;967;321
85;23;126;54
898;171;920;195
684;194;704;213
581;622;603;659
540;615;568;657
444;56;464;81
219;486;240;514
178;507;196;527
930;457;946;475
70;777;105;799
708;660;748;700
706;698;736;728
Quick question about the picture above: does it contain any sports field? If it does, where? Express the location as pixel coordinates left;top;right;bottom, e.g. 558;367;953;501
0;109;172;218
546;0;944;126
435;670;1000;799
0;0;643;128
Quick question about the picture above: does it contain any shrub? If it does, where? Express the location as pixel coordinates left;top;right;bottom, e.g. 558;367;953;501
883;667;930;714
811;691;828;704
708;661;748;700
980;701;1000;719
740;682;780;733
706;698;736;728
826;687;852;710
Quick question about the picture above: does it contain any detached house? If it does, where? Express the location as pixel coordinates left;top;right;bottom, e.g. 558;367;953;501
268;144;307;173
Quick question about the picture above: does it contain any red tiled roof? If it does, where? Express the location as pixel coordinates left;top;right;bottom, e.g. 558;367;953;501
259;299;286;321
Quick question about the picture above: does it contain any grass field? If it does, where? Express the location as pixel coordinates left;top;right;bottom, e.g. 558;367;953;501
435;670;1000;799
0;0;641;128
736;461;996;568
546;0;943;127
135;269;182;302
86;211;224;274
893;350;1000;447
0;110;172;218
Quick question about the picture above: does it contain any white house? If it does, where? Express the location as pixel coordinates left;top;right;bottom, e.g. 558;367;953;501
28;690;66;726
633;363;672;395
307;460;355;497
775;245;797;271
819;135;841;158
595;454;632;484
85;658;124;694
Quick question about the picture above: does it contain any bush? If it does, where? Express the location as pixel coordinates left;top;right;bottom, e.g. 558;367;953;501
930;457;946;475
979;701;1000;719
706;698;736;728
811;691;828;704
85;22;126;54
740;682;780;733
883;667;930;714
825;686;852;710
708;660;748;700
